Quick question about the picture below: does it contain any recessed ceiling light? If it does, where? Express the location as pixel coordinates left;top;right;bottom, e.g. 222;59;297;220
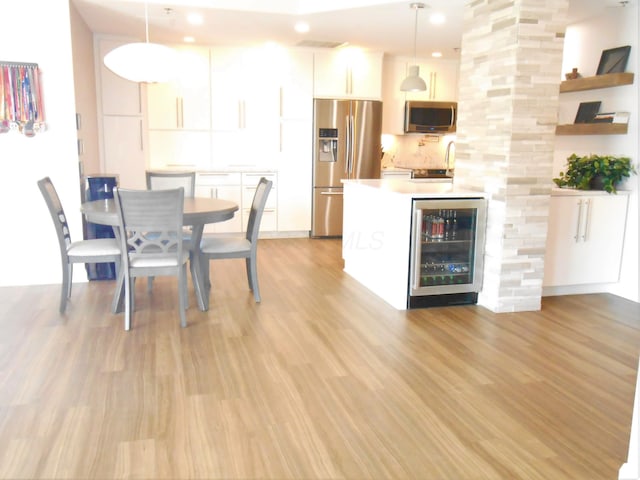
294;21;310;33
187;13;203;25
184;36;195;43
430;13;446;24
432;51;442;58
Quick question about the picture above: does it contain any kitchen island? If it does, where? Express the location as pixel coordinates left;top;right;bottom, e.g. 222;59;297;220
342;179;487;309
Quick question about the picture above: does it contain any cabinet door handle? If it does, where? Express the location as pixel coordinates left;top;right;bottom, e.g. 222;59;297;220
346;67;353;95
238;100;246;129
180;97;185;128
139;119;144;151
582;199;591;242
431;72;437;100
411;208;423;289
176;97;180;128
574;199;583;242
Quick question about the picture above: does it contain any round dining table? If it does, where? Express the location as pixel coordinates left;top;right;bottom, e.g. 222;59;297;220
82;197;239;313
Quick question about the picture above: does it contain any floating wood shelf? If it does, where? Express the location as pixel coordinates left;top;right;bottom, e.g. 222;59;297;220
560;72;634;93
555;123;628;135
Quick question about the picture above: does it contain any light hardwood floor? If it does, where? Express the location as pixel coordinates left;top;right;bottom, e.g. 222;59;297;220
0;238;638;479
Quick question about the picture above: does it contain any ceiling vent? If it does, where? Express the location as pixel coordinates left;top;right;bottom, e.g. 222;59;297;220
296;40;347;49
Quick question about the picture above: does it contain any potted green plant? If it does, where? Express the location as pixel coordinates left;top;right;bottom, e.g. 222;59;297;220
553;153;637;194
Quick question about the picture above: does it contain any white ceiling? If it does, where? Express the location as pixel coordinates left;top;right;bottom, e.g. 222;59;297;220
71;0;634;60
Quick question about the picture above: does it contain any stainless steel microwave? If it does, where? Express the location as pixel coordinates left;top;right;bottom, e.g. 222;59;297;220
404;101;457;133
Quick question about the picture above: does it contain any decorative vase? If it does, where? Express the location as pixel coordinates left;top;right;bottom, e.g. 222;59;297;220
565;67;580;80
589;175;607;191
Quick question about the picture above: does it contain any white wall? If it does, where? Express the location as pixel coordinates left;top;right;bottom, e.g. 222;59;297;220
555;6;639;303
70;2;101;178
0;0;82;286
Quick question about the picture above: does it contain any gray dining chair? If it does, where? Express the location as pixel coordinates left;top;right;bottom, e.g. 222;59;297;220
200;177;272;304
113;186;189;330
146;170;196;197
145;170;196;292
38;177;122;314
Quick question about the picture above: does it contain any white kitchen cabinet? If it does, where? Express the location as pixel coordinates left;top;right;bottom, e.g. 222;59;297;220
210;47;280;166
405;60;459;102
313;49;383;100
195;172;243;233
278;119;312;232
148;130;211;170
275;49;313;232
543;190;629;287
278;49;314;121
382;56;459;134
147;46;211;130
241;172;277;232
97;38;147;188
97;38;143;116
102;116;146;189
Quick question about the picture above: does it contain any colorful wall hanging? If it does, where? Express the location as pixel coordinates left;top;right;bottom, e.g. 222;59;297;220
1;61;46;137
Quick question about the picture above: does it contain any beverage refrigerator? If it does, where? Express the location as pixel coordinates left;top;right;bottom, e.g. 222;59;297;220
311;98;382;237
408;197;487;308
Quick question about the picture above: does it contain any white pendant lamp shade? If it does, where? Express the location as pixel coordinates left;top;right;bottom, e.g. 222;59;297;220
102;2;176;83
400;65;427;91
400;2;427;92
104;42;177;83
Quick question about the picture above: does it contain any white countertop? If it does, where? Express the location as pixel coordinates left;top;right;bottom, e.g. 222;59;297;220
157;166;278;173
550;186;631;196
342;178;485;198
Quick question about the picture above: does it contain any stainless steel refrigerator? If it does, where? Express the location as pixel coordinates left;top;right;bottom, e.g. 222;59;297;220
311;98;382;237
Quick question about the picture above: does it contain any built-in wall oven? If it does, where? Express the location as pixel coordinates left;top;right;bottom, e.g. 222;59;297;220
409;198;487;308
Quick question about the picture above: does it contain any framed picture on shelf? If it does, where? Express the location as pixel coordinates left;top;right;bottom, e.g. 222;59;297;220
574;101;601;123
596;45;631;75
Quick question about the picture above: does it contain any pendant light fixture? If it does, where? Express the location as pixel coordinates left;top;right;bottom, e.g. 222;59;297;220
103;2;176;83
400;2;427;92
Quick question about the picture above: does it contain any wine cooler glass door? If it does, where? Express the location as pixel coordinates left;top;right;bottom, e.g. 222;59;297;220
410;198;487;296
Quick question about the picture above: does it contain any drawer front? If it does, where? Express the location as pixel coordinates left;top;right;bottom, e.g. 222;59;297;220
197;172;241;186
242;208;277;232
243;185;277;209
241;172;277;187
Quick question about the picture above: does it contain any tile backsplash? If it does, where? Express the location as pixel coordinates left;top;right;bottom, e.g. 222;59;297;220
381;133;456;170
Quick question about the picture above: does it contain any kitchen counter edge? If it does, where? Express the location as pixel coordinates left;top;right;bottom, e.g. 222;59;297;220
342;178;486;199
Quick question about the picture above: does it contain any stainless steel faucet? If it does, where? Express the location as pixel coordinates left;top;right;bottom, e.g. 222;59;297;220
445;140;455;171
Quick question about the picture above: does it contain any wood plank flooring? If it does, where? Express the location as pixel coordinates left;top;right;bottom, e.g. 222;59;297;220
0;237;638;479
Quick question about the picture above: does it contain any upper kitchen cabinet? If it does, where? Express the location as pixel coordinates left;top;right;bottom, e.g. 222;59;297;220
278;49;314;121
97;38;143;116
147;46;211;130
382;56;459;134
404;59;459;102
210;46;281;165
313;49;383;100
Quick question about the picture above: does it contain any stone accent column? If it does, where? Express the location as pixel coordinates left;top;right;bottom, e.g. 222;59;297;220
455;0;569;312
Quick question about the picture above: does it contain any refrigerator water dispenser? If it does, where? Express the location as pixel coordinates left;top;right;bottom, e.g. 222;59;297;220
318;128;338;162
